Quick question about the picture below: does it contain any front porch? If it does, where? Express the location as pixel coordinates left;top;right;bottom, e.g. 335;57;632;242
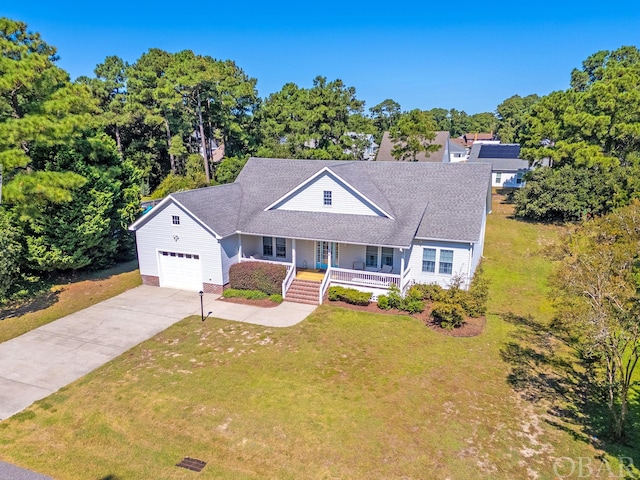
238;235;412;304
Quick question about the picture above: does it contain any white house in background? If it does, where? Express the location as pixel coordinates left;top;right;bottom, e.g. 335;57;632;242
447;140;469;163
345;132;378;160
467;143;530;188
129;158;492;304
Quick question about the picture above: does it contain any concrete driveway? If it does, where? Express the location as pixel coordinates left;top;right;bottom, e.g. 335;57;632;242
0;285;315;420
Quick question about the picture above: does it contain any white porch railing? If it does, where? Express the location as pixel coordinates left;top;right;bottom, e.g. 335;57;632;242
319;266;332;305
400;266;412;295
282;264;296;299
239;257;293;270
329;267;401;289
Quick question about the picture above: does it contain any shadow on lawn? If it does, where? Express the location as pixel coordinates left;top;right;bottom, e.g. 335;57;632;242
0;260;138;320
57;259;139;285
500;312;640;471
0;289;61;320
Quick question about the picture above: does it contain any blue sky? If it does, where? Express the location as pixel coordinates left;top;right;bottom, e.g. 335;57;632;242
4;1;640;114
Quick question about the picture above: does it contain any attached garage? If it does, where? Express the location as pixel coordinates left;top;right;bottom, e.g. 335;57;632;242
158;250;203;291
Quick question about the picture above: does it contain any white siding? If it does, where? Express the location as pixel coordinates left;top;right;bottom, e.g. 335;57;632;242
407;239;473;289
449;152;468;163
220;235;240;285
241;235;261;258
135;202;222;285
337;243;363;270
274;172;385;216
493;171;526;188
470;205;487;279
296;240;315;268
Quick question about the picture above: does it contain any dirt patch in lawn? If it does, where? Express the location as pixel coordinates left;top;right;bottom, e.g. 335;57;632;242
219;296;280;308
324;298;486;337
423;314;486;337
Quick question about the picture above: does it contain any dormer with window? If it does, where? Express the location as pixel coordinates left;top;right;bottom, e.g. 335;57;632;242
264;167;392;218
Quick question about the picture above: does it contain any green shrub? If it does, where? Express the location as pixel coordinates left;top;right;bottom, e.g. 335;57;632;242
409;283;444;302
465;263;489;317
328;286;348;301
403;299;425;314
431;302;466;329
229;261;286;296
327;286;371;306
344;289;372;306
387;284;403;309
269;294;283;304
377;294;390;310
223;288;268;300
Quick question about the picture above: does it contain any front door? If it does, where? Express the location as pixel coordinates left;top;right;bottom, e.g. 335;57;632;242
316;242;338;269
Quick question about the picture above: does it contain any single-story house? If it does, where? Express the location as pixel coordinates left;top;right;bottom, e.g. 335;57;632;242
129;158;492;304
467;143;530;188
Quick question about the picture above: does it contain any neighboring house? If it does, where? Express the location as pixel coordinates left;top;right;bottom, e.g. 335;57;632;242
376;131;450;163
345;132;378;160
192;131;224;163
129;158;492;304
467;143;530;188
447;140;468;163
451;132;497;149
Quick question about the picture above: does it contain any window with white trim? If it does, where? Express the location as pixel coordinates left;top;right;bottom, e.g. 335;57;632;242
439;250;454;275
172;215;180;225
495;172;502;184
262;237;286;258
262;237;273;256
323;190;332;206
381;247;394;267
422;248;436;273
365;246;378;268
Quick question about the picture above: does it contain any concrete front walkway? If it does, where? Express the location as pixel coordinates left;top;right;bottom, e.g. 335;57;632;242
0;285;315;420
208;298;316;327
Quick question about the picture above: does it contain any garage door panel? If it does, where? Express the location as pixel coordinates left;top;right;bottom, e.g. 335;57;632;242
158;251;203;291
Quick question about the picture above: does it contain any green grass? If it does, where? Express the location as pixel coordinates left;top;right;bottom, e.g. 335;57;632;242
0;260;141;343
0;196;634;479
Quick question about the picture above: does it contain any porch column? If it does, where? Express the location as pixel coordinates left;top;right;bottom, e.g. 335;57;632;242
327;249;332;270
292;239;296;267
238;234;243;260
400;248;405;276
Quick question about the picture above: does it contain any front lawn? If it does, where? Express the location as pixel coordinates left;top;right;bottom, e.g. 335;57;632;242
0;305;590;479
0;195;629;479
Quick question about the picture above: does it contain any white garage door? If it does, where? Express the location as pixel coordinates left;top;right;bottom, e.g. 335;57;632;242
158;251;203;291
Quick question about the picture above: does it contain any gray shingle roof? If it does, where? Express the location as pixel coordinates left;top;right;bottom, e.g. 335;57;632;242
171;183;243;237
134;158;491;246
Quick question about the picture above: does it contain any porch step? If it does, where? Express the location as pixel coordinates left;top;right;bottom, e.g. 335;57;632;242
285;279;321;305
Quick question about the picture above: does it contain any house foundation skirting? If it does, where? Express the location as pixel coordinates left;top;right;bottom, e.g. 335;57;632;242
203;282;229;294
141;275;160;286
